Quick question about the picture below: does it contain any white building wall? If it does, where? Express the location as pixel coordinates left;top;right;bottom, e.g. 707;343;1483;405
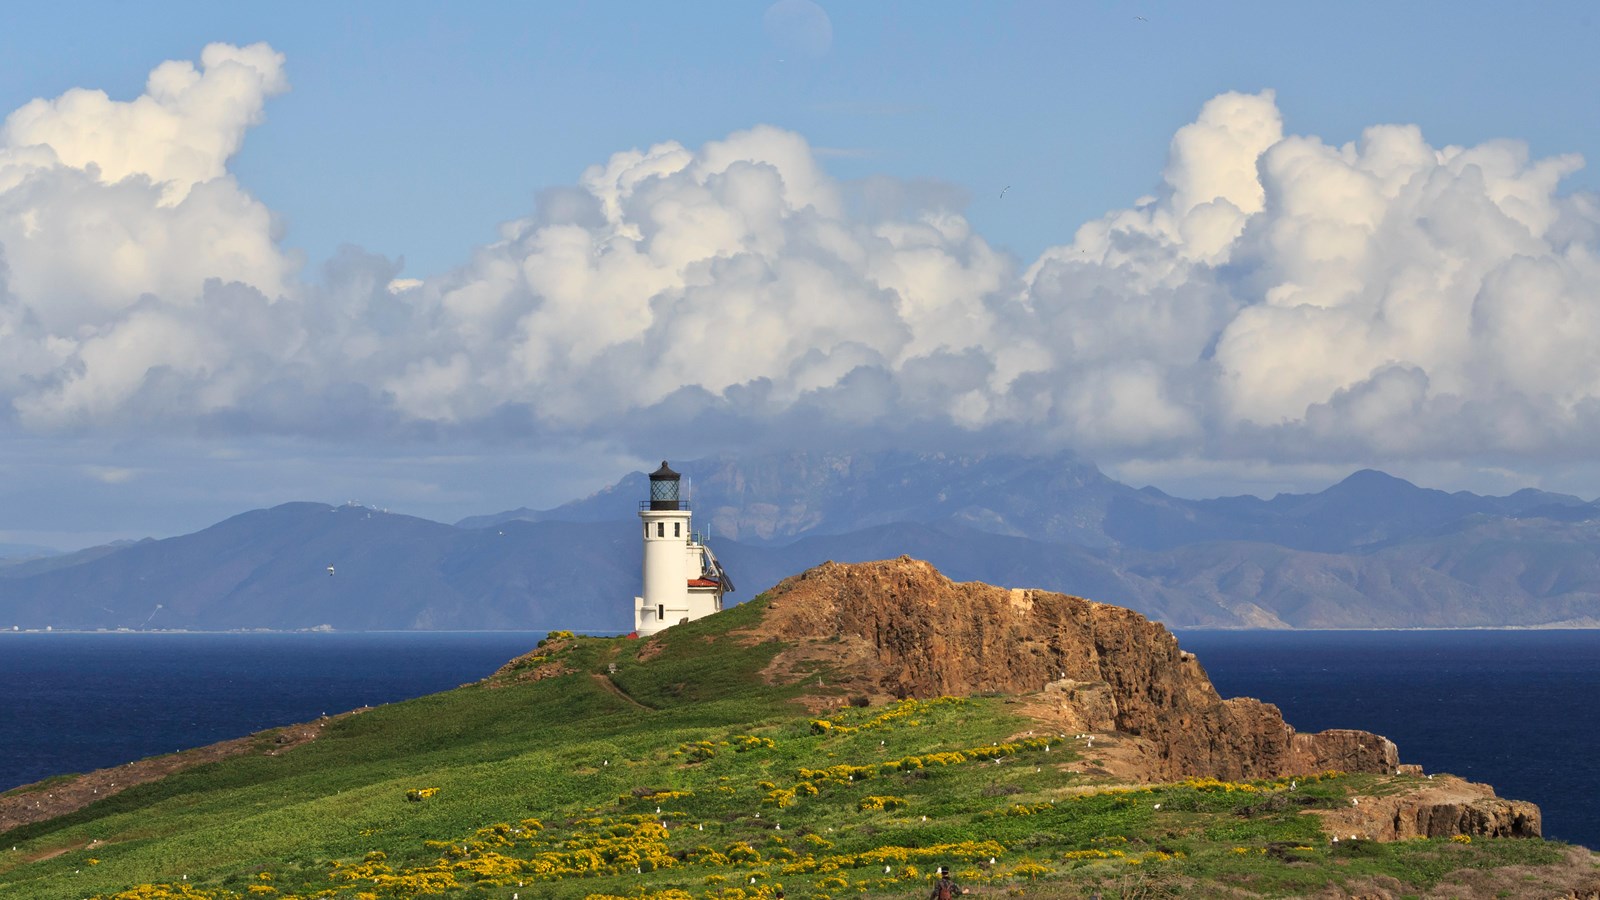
686;589;719;620
636;510;692;636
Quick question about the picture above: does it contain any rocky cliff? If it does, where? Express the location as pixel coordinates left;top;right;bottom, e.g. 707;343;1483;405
751;557;1402;782
743;557;1546;840
1312;774;1541;840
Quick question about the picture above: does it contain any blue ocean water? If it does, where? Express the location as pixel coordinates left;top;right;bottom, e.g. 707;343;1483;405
1;630;1594;850
0;632;543;794
1176;629;1600;849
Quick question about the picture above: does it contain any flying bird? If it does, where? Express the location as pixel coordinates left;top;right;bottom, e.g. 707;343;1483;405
327;565;335;577
999;185;1010;199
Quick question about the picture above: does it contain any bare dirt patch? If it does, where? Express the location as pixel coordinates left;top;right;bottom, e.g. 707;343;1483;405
485;640;575;687
636;637;666;662
485;658;574;687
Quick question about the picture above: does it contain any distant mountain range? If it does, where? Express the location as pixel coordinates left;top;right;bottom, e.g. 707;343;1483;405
462;455;1590;553
5;451;1600;631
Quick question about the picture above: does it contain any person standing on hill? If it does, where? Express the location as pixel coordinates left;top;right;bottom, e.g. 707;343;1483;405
928;866;967;898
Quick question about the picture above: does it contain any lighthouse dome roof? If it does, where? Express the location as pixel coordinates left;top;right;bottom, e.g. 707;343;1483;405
649;461;681;481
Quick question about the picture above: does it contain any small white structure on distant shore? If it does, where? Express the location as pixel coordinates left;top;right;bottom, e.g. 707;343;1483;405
633;462;734;636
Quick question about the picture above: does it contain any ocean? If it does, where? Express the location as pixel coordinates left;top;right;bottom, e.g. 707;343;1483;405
1175;629;1600;849
0;632;543;794
1;629;1595;849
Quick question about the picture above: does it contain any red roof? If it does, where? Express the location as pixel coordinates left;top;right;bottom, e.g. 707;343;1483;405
687;578;720;588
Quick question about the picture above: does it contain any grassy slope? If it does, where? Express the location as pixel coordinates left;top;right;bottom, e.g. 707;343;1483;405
0;597;1584;899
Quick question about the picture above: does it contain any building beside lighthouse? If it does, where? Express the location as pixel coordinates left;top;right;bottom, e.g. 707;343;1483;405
634;461;734;636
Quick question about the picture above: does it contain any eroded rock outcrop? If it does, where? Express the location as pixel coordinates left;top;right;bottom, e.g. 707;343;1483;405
754;557;1398;781
1314;774;1542;840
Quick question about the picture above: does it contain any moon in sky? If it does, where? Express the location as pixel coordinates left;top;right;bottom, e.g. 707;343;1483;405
763;0;833;58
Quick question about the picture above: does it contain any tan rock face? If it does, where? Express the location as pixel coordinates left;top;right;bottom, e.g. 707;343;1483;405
1289;729;1401;775
1313;774;1542;840
757;557;1398;781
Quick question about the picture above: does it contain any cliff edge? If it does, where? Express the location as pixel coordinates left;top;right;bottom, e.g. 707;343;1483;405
742;557;1541;840
753;557;1397;784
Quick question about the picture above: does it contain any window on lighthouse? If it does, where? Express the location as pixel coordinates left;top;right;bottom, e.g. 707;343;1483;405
674;522;681;537
657;522;664;537
658;604;665;621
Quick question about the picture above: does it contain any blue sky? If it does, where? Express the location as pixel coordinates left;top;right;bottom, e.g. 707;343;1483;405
1;1;1598;548
6;1;1594;276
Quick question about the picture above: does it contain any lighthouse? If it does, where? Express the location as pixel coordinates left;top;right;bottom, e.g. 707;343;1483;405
634;461;734;636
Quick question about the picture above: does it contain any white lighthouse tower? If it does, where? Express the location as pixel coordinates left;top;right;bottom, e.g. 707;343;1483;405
634;461;734;636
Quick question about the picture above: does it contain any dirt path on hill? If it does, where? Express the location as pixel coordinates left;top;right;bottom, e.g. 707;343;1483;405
0;710;361;839
591;673;649;710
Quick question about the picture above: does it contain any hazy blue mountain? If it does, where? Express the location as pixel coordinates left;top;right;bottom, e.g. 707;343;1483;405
13;504;1600;632
0;540;139;577
8;452;1600;632
463;452;1175;548
0;513;1233;632
0;504;638;632
467;453;1589;554
713;522;1232;627
718;515;1600;630
1158;464;1593;550
455;473;649;530
1508;500;1600;523
1120;515;1600;628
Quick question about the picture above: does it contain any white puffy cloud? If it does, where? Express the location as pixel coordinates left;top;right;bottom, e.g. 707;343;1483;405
372;123;1006;429
1203;114;1594;453
1020;90;1599;467
1;48;1598;486
0;43;296;429
2;42;287;202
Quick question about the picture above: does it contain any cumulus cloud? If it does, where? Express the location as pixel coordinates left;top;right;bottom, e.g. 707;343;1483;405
0;46;1598;483
0;42;295;429
1020;91;1597;465
5;44;285;195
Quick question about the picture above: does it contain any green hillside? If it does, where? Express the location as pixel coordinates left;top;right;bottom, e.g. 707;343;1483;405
1;596;1591;899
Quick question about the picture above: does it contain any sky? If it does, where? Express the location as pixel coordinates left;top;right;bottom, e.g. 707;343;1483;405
1;1;1599;550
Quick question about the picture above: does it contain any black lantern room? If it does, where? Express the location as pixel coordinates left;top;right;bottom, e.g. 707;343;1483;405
648;461;683;510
